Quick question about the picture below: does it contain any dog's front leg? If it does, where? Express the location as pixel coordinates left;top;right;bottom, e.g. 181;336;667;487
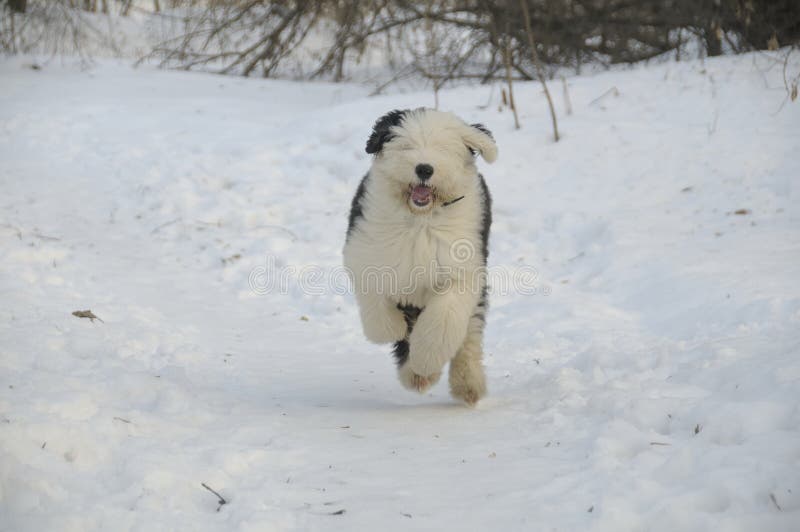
405;289;476;380
354;290;408;344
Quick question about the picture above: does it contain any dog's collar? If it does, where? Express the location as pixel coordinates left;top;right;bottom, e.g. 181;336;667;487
441;195;465;207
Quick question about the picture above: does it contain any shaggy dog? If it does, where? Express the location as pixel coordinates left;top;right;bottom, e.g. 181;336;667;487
343;108;497;405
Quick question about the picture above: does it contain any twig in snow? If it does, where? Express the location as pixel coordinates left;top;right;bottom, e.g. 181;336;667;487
770;492;782;511
329;509;346;515
201;482;227;512
707;109;719;136
649;441;671;446
150;218;181;235
588;87;620;107
113;417;131;424
31;232;61;241
250;224;299;241
561;76;573;116
221;253;242;265
72;310;103;323
772;46;799;114
477;84;495;110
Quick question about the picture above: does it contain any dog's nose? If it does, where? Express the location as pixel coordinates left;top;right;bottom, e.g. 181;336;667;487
415;163;434;181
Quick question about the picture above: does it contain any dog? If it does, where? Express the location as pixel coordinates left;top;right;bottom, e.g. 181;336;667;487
343;108;497;405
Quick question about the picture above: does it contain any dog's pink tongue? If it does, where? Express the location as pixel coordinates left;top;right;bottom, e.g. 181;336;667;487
411;185;432;204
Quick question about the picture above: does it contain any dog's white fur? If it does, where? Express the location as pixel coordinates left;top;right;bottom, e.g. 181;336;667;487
343;108;496;405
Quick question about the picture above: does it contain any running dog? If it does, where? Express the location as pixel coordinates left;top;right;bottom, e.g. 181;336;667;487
343;108;497;405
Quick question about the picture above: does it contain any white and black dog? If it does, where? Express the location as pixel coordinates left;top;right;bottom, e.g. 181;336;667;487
343;108;497;405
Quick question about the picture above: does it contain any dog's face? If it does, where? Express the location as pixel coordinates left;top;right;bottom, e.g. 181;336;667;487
365;109;497;213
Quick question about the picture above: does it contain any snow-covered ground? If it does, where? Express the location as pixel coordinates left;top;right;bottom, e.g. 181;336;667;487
1;52;799;531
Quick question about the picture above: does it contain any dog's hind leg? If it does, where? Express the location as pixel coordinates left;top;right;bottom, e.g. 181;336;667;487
448;313;487;406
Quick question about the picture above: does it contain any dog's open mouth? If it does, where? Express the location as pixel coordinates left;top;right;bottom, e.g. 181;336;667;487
410;184;433;208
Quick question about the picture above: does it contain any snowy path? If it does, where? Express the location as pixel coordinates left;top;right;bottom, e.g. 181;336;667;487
1;54;799;531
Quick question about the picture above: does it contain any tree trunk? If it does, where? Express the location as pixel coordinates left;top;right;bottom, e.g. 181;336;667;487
519;0;560;141
502;38;520;130
705;24;722;56
704;1;723;57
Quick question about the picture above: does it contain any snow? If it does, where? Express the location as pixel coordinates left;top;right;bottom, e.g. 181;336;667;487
1;52;799;531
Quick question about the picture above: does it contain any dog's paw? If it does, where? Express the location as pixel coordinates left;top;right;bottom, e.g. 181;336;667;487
449;380;486;406
361;305;407;344
398;363;441;394
449;361;487;406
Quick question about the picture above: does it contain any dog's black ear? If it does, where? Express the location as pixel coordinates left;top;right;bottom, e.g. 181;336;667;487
471;123;494;141
464;123;497;162
366;109;409;154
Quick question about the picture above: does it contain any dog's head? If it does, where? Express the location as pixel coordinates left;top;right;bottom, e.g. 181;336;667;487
365;108;497;213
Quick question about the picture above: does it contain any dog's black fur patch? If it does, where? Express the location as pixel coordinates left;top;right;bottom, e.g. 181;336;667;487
473;284;489;323
365;109;409;155
477;173;492;263
471;123;494;140
346;173;369;241
392;339;410;367
392;304;423;367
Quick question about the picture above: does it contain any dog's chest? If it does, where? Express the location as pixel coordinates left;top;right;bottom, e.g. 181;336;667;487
370;215;471;299
395;221;448;270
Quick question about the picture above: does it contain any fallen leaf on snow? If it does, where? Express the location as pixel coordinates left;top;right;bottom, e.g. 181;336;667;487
72;310;103;323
